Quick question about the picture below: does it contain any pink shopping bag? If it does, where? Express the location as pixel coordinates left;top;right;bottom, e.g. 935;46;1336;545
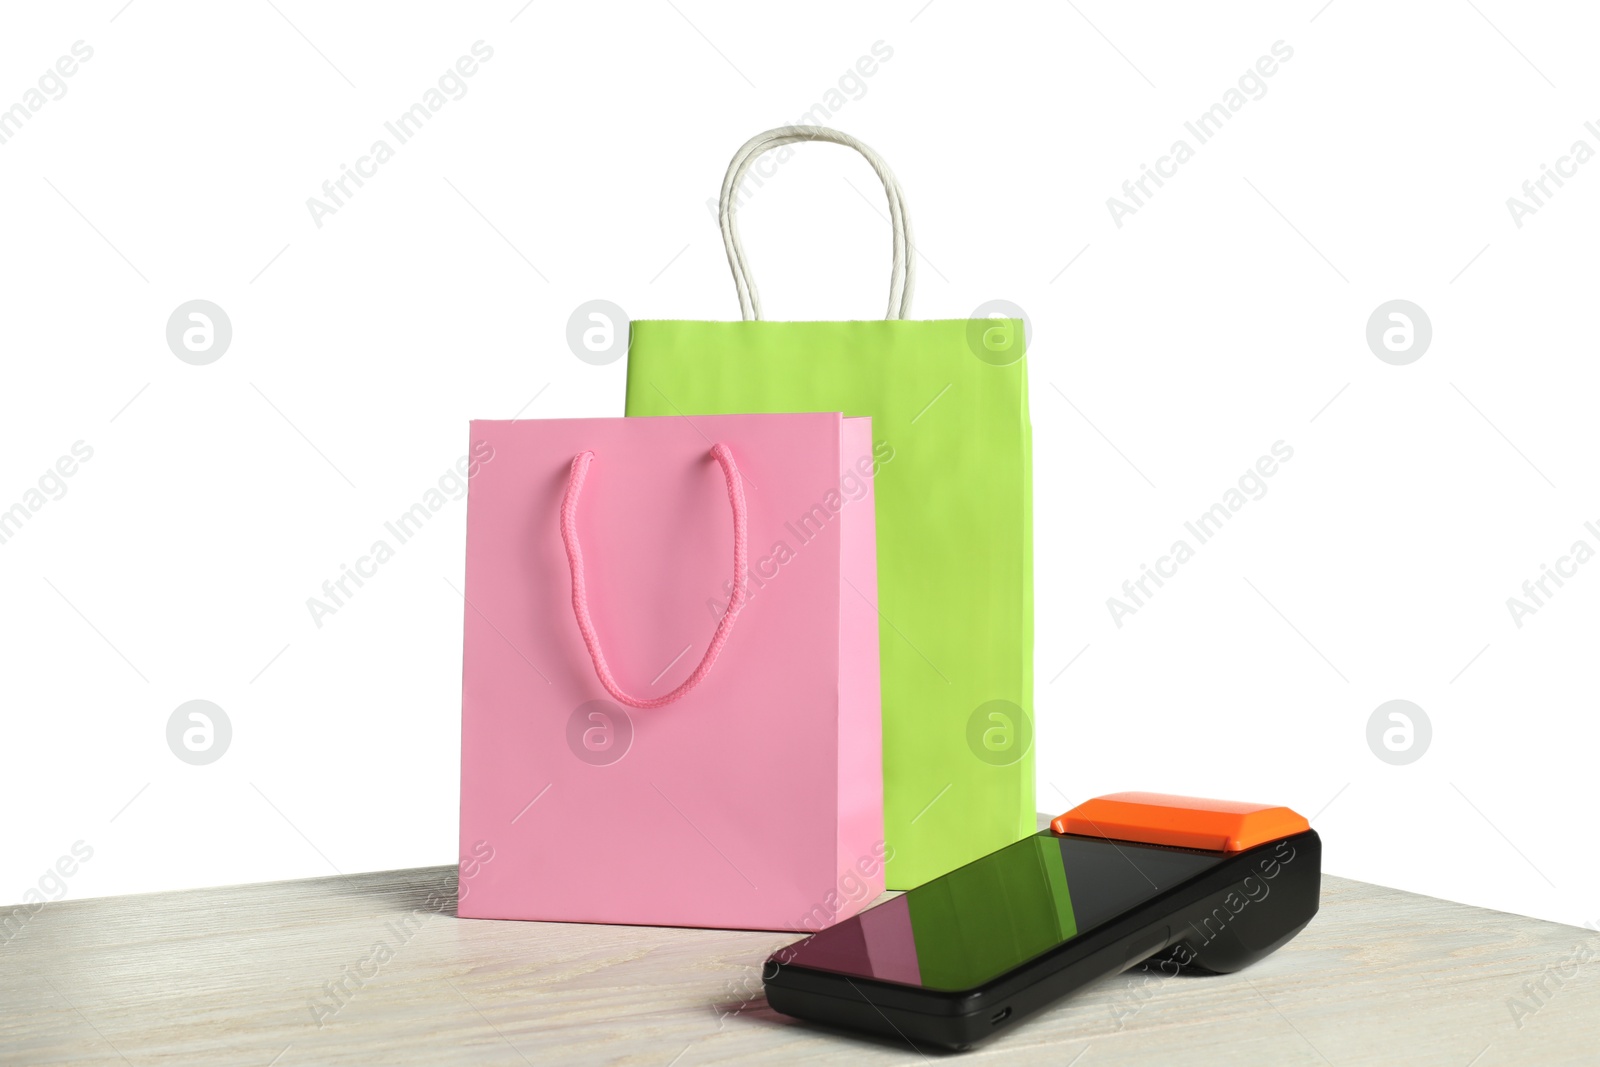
458;412;884;930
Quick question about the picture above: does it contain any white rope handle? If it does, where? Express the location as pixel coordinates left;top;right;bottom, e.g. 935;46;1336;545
717;126;915;321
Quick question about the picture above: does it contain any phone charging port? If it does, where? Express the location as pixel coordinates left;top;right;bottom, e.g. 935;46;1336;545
990;1007;1012;1026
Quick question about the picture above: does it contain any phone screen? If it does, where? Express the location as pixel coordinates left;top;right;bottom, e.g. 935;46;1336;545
777;833;1226;991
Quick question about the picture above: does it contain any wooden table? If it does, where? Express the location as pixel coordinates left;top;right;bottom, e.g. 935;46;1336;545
4;837;1597;1066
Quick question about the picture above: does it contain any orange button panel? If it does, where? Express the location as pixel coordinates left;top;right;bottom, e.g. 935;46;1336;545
1050;792;1310;853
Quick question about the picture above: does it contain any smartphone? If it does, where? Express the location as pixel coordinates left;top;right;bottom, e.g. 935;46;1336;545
763;795;1320;1051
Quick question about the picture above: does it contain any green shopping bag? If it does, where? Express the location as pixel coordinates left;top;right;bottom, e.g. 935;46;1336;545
626;127;1032;889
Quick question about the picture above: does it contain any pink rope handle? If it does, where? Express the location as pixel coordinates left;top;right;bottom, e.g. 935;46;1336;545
560;443;749;709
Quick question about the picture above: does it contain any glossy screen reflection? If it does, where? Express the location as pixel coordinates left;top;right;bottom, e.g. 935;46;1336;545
780;833;1225;991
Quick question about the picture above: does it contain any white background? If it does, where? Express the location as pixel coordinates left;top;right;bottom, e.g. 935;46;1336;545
2;1;1596;932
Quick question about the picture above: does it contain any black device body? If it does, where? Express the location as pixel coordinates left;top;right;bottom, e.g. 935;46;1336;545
763;827;1321;1051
